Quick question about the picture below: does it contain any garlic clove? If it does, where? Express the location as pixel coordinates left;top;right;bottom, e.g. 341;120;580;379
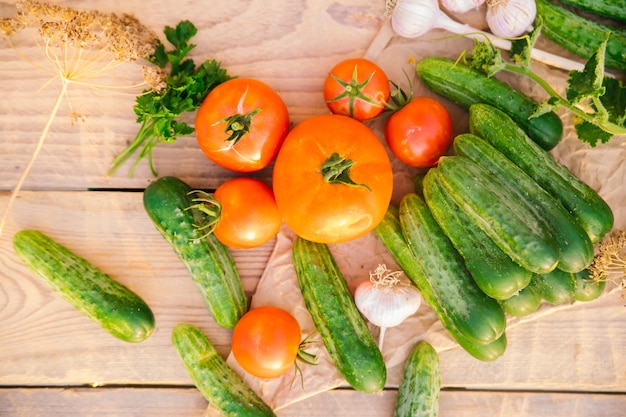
390;0;441;38
486;0;536;38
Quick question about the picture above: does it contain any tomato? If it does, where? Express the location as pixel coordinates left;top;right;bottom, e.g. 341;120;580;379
210;177;282;249
272;114;393;244
384;96;454;168
195;78;290;172
323;58;390;122
231;306;302;379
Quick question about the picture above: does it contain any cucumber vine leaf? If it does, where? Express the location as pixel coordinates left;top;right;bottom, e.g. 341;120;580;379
464;20;626;147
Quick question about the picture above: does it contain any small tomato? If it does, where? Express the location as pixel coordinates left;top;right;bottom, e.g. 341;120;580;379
212;177;282;249
195;78;290;172
231;306;303;379
323;58;390;122
385;96;454;168
272;114;393;244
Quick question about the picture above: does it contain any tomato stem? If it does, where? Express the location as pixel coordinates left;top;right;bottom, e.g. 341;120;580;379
213;108;262;144
326;66;381;118
320;153;372;191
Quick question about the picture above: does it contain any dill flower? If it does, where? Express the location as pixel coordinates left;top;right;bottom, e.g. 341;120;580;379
0;0;162;237
588;230;626;300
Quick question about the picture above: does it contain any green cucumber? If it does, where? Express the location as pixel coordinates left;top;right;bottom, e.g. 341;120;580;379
292;237;386;392
143;176;247;329
556;0;626;22
394;341;440;417
498;285;542;317
529;269;577;305
436;155;560;274
536;0;626;71
374;205;507;362
423;168;532;300
469;103;614;244
399;193;506;345
415;56;563;151
454;133;594;273
13;230;154;343
171;323;276;417
573;268;607;302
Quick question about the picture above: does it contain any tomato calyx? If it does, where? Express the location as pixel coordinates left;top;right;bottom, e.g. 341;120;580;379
384;70;414;113
320;153;372;191
326;66;382;119
214;108;262;144
292;332;318;389
185;190;222;238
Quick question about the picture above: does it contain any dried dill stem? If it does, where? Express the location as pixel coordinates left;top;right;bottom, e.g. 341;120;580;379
588;230;626;300
0;0;162;237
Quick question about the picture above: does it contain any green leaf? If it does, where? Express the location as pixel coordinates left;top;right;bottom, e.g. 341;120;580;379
164;20;197;50
566;35;607;104
575;120;612;146
509;23;541;68
600;76;626;126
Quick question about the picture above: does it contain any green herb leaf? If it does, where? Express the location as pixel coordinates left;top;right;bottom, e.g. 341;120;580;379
108;20;232;178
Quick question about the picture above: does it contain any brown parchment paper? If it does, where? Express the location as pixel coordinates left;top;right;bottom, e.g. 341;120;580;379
210;19;625;415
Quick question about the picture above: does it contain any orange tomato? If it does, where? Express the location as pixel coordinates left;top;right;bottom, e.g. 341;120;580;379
195;78;290;172
323;58;390;122
213;177;282;249
231;306;302;379
272;114;393;244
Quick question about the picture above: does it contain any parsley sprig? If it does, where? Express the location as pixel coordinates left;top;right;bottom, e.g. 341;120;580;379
463;21;626;147
108;20;231;177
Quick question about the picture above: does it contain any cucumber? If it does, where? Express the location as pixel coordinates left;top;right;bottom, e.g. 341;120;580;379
13;230;154;343
556;0;626;22
453;133;594;273
374;205;507;362
536;0;626;71
529;268;577;305
498;285;543;317
415;56;563;151
399;193;506;345
436;155;560;274
292;237;386;392
394;341;440;417
171;323;276;417
143;176;247;329
423;168;532;300
573;268;607;302
469;103;614;244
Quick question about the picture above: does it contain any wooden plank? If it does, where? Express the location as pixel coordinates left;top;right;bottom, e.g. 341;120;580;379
0;387;624;417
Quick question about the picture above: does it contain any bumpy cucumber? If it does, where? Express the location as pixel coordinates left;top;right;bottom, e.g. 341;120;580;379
437;155;560;274
171;323;276;417
498;285;543;317
394;341;440;417
557;0;626;22
469;103;614;244
454;133;594;273
292;237;386;392
529;269;577;305
423;168;532;300
415;56;563;150
536;0;626;70
573;269;606;302
557;0;626;21
374;205;507;362
143;176;247;329
400;193;506;344
13;230;154;343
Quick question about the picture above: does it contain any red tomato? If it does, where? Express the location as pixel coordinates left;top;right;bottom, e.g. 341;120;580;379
384;96;454;168
195;78;290;172
213;177;282;249
323;58;390;122
231;306;302;379
272;114;393;244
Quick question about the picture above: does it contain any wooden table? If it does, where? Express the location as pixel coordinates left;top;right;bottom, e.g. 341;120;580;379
1;1;624;416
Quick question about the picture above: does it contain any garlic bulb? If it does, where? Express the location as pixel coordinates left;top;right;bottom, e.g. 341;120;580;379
441;0;486;14
486;0;536;38
354;264;421;350
390;0;441;38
